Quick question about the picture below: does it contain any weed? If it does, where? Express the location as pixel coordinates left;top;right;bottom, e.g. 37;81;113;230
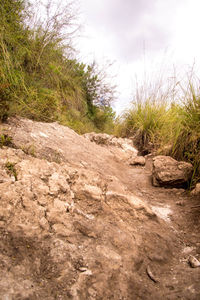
0;134;13;148
5;161;17;181
20;144;36;157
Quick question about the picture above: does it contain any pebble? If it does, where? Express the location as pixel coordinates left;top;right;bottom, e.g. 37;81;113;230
175;201;185;206
188;255;200;268
78;267;88;272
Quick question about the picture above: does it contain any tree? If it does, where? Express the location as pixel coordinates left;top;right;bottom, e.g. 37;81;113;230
27;0;80;67
84;61;116;108
0;0;115;132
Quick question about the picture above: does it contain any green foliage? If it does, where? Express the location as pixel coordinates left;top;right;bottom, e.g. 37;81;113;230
85;105;115;133
0;0;27;120
0;0;115;133
171;83;200;186
83;61;116;109
15;87;60;121
20;144;36;156
123;100;166;146
5;161;17;180
119;74;200;185
0;134;13;148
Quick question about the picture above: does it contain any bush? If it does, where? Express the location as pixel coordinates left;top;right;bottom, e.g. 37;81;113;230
0;0;116;133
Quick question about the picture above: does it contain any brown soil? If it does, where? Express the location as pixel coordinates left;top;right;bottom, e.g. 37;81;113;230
0;117;199;300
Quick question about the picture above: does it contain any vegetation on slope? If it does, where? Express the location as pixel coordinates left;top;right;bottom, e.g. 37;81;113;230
1;1;199;186
0;0;116;133
116;74;200;186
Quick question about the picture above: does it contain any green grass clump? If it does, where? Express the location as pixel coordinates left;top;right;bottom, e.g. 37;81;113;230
0;134;13;148
5;161;17;180
118;74;200;186
171;83;200;186
121;100;169;152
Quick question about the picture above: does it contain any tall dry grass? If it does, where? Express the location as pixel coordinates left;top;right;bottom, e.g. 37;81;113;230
117;70;200;185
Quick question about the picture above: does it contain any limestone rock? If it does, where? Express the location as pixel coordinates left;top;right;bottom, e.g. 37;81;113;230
129;156;146;166
0;145;161;300
83;132;138;159
0;118;181;299
152;155;193;188
188;255;200;268
191;183;200;196
83;132;112;145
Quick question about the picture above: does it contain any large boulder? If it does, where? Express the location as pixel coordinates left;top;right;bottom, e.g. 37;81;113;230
152;155;193;188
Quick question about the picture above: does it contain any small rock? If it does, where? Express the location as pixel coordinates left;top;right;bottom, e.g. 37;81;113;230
78;267;88;272
182;246;195;254
83;132;138;157
83;132;111;145
188;255;200;268
171;188;185;195
39;217;50;230
129;156;145;166
52;223;72;237
191;183;200;196
176;201;185;206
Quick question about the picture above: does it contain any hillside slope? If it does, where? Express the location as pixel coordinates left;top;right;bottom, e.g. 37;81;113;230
0;118;199;300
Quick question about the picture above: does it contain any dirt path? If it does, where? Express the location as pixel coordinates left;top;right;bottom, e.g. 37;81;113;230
120;162;200;299
0;118;199;300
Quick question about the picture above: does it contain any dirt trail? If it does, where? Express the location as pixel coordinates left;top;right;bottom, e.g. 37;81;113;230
0;117;199;300
94;149;200;299
120;162;200;299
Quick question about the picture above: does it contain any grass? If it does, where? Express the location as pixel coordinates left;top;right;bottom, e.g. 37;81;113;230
0;134;13;148
117;72;200;186
5;161;17;181
0;0;115;134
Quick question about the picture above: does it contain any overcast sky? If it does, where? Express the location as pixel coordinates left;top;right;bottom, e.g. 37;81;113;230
76;0;200;113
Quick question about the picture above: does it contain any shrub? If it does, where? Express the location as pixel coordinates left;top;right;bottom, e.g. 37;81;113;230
0;0;116;133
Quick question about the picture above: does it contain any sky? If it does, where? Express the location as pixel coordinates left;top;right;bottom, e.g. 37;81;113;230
76;0;200;114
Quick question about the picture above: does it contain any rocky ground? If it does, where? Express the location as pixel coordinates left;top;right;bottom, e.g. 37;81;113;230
0;117;199;300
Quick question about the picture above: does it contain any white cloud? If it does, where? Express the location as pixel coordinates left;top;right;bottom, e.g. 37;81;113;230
77;0;200;113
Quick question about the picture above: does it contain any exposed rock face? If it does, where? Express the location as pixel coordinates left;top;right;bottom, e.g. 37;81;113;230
129;156;146;166
1;118;195;299
0;147;158;299
152;156;193;188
